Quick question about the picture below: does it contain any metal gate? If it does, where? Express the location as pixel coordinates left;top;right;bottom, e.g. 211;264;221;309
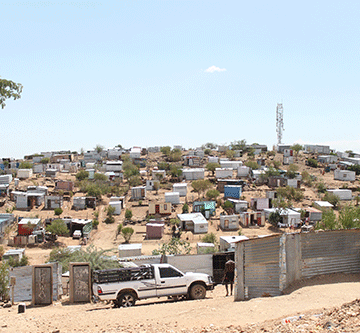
243;235;281;299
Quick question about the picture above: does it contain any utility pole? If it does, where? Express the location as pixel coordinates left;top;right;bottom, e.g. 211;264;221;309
276;103;284;145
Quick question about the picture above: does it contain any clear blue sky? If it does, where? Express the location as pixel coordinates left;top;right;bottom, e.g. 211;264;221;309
1;1;360;159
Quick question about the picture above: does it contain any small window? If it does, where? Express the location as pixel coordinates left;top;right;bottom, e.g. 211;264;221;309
164;204;167;210
159;267;183;278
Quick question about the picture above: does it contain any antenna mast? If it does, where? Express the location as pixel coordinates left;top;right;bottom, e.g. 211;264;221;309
276;103;284;145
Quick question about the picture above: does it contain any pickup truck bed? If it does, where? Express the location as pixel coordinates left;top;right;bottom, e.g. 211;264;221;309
93;264;214;307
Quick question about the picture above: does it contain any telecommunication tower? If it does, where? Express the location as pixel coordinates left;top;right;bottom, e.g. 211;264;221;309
276;103;284;145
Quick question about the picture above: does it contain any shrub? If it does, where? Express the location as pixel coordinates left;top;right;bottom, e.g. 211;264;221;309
201;232;218;245
76;170;89;181
54;208;63;216
152;238;191;255
206;189;220;201
182;203;189;213
323;192;340;208
307;158;318;168
104;205;116;224
92;219;99;229
116;223;123;239
46;219;68;237
8;255;29;268
317;182;327;193
0;262;9;300
125;209;133;220
206;162;221;176
269;211;282;227
94;173;108;181
245;161;259;170
121;227;134;243
315;209;338;230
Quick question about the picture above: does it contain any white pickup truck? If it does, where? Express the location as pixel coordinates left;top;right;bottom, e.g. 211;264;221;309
93;263;214;307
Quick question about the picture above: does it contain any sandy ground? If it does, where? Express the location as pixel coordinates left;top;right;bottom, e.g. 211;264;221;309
0;274;359;333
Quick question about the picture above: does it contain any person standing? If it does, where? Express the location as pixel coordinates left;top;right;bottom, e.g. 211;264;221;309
223;255;235;296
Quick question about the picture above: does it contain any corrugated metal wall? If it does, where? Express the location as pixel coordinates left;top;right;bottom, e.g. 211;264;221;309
301;230;360;278
9;263;62;303
165;254;213;277
243;236;281;299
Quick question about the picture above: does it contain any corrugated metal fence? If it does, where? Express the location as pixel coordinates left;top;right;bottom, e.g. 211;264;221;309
243;236;281;299
301;230;360;278
235;230;360;301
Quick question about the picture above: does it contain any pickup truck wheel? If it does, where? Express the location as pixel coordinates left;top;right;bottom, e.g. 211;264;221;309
118;292;136;307
189;284;206;300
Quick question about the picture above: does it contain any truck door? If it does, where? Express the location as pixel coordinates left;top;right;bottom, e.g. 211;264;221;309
156;266;188;297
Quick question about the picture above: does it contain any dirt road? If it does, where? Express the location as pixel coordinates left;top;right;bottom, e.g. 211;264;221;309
1;274;359;333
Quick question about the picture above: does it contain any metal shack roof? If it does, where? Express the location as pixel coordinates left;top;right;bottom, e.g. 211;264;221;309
177;212;207;223
314;201;334;208
220;235;249;243
19;218;41;225
118;243;142;250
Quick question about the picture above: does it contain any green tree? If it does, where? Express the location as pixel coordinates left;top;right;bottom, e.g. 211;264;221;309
225;150;235;160
307;158;318;168
95;144;104;154
245;161;259;170
19;161;32;169
323;192;340;208
286;164;298;179
247;148;255;158
49;246;120;273
170;164;183;179
152;238;191;255
269;210;282;227
191;179;212;199
7;255;29;268
204;148;212;155
85;183;103;198
291;144;303;159
153;181;160;194
182;203;189;213
203;142;217;150
338;205;360;229
41;157;50;164
169;149;182;162
123;160;139;180
76;170;89;181
121;227;134;243
160;146;171;156
201;232;218;247
54;208;63;216
128;175;142;187
94;173;108;181
157;162;170;170
206;189;220;201
230;139;247;151
0;77;23;109
222;200;235;214
206;162;221;176
46;219;68;237
315;209;338;230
